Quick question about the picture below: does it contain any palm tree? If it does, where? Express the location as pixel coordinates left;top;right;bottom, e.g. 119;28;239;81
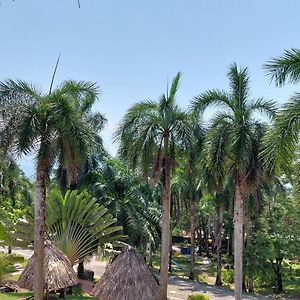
192;63;276;300
179;112;205;279
90;159;161;253
0;80;99;300
115;72;191;300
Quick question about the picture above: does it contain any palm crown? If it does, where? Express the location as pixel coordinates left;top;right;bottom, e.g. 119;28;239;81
115;72;191;180
193;63;276;185
0;80;100;178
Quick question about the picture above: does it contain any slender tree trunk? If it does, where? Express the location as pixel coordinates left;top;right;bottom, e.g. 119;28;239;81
176;195;180;222
271;258;283;293
159;156;172;300
59;168;68;196
148;241;153;267
77;260;85;279
68;179;85;279
34;158;48;300
189;200;196;280
202;219;209;257
246;217;254;293
215;204;223;286
168;246;172;273
234;179;244;300
197;228;202;255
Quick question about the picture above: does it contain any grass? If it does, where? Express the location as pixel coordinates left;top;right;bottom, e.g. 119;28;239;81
0;292;32;300
0;292;98;299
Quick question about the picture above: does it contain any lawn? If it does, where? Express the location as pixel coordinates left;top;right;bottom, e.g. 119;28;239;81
0;292;98;299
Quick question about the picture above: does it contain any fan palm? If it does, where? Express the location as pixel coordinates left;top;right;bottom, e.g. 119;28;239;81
115;72;191;299
16;189;123;265
0;79;99;299
192;63;276;300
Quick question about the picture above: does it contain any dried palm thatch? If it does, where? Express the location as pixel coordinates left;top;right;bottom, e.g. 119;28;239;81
92;246;159;300
18;241;78;291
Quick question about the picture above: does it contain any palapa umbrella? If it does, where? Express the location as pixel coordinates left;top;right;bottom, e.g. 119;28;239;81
92;246;159;300
18;240;78;297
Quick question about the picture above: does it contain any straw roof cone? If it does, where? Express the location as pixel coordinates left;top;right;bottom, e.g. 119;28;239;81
92;246;159;300
18;241;78;291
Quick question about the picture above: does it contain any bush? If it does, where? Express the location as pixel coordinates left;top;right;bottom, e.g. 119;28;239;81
222;268;234;284
196;274;208;284
0;254;24;281
187;293;211;300
0;256;10;280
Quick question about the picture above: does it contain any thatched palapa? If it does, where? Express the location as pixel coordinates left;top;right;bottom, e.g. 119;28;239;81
18;241;78;291
92;246;159;300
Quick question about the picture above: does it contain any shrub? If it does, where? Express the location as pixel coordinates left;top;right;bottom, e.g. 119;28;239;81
0;256;10;280
222;268;234;284
0;254;24;280
187;293;211;300
196;274;208;284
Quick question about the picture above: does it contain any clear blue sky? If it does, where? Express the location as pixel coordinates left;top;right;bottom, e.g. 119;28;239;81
1;0;299;177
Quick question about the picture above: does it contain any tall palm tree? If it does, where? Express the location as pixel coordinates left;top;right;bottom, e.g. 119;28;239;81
180;112;205;279
0;80;99;300
115;72;191;300
192;63;276;300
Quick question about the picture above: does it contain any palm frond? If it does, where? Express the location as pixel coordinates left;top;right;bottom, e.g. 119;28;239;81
227;63;250;108
261;93;300;173
192;89;233;115
57;80;100;112
249;98;277;119
168;72;181;104
0;79;41;106
264;48;300;86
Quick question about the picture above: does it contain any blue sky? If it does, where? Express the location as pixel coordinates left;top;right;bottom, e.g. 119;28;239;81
1;0;299;177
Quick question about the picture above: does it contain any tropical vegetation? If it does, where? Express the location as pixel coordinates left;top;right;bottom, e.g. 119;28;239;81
0;48;300;300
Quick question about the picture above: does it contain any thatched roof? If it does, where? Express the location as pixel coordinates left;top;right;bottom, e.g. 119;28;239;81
18;241;78;291
92;246;159;300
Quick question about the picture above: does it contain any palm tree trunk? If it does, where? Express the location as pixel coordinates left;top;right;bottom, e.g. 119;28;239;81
234;179;244;300
159;156;172;300
215;204;223;286
246;216;254;293
202;219;209;257
148;241;153;267
189;200;196;280
34;158;48;300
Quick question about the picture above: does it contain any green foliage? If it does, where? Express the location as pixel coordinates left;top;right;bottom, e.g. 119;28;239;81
193;63;275;183
0;253;24;280
16;189;123;265
264;48;300;86
222;268;234;284
196;274;208;284
0;256;10;280
115;72;191;182
0;222;11;243
187;293;211;300
89;159;161;252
